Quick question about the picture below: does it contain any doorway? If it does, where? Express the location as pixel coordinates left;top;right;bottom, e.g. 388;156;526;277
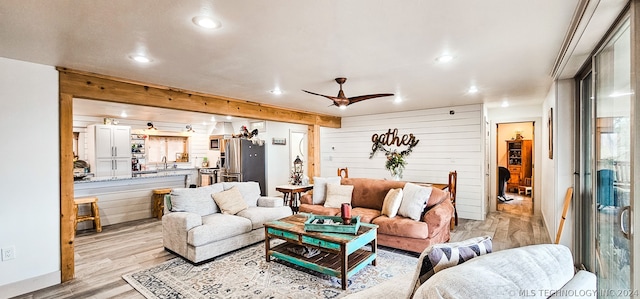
496;122;535;216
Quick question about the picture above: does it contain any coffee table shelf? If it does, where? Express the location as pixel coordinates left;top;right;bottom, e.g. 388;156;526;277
264;214;378;290
269;242;376;279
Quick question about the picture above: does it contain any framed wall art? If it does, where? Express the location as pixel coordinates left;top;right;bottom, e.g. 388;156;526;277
548;107;553;159
272;137;286;145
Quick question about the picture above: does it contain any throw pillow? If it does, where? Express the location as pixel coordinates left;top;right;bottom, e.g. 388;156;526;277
222;182;261;206
212;186;249;215
170;183;224;216
323;184;354;208
381;188;404;217
409;236;493;298
312;176;342;204
398;183;433;221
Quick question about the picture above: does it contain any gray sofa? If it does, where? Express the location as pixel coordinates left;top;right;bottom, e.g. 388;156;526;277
162;182;292;263
344;242;596;299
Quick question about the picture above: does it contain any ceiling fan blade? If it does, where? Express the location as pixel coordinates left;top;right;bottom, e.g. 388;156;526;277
302;89;342;107
348;93;394;104
302;89;338;100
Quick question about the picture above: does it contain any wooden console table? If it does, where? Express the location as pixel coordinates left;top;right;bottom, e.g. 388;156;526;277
275;184;313;213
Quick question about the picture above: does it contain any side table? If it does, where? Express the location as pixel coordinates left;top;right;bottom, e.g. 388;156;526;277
275;184;313;213
152;188;172;219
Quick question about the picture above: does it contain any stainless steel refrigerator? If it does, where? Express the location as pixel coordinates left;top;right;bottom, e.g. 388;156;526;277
224;138;266;195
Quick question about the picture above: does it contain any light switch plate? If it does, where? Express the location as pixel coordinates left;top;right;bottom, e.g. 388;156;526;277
2;246;16;261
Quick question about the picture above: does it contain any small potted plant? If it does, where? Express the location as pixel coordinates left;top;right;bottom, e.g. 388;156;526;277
202;157;209;167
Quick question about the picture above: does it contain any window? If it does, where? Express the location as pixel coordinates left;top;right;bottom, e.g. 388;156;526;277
147;136;189;163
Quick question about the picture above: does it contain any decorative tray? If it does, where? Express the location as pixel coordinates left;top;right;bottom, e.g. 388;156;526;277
303;215;361;234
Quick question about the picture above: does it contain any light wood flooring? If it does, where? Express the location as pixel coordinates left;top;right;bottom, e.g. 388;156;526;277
496;191;534;216
14;211;551;299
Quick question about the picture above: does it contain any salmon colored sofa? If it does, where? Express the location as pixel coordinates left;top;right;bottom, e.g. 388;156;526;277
299;177;454;253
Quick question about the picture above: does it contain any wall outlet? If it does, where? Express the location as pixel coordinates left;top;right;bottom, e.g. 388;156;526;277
1;246;16;261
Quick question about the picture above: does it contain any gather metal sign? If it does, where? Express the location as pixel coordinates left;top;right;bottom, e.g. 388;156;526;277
371;128;419;151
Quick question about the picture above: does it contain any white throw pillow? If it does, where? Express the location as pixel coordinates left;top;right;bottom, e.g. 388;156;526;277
222;182;261;206
170;183;224;216
312;176;342;204
323;184;354;208
398;183;433;221
381;188;404;218
212;186;249;215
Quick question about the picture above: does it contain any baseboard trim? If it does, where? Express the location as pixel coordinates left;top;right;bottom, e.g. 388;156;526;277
0;271;60;299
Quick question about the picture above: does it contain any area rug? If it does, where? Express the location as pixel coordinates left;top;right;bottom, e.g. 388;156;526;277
123;243;416;299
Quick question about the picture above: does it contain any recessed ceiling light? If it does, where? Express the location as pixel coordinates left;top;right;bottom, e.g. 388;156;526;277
210;116;216;122
468;86;478;93
202;122;207;126
501;100;509;107
120;111;127;118
129;55;152;63
270;88;283;95
226;115;232;120
394;97;402;103
435;54;454;63
192;16;221;29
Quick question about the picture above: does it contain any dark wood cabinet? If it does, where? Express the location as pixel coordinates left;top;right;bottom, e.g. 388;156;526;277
506;139;532;192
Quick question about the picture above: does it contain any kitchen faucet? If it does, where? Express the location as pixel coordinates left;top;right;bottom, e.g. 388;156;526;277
161;156;167;170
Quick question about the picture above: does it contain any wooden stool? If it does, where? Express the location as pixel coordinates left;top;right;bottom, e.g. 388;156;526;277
152;188;172;220
74;197;101;233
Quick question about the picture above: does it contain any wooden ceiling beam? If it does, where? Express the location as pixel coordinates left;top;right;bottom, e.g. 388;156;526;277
57;67;341;128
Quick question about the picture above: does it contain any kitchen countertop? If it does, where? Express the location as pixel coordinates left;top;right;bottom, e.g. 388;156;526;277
75;168;196;184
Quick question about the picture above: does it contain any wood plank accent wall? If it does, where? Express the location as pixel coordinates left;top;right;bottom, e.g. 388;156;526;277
320;104;486;220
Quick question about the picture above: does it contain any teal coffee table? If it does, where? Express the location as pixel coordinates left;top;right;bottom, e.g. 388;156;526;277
264;213;378;290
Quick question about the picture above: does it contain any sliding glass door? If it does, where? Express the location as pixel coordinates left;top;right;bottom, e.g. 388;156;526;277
593;17;632;295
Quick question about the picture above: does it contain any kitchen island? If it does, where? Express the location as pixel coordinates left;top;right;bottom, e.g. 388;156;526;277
74;168;197;230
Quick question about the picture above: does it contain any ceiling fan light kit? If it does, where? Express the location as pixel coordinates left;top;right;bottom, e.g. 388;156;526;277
302;77;393;108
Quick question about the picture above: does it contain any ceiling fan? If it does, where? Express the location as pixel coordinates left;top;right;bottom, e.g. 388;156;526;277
302;77;394;109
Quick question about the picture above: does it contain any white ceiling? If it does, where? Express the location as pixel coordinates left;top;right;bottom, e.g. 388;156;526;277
1;1;583;117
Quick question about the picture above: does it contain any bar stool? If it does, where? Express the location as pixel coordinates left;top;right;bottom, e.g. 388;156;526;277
152;188;172;220
74;197;101;233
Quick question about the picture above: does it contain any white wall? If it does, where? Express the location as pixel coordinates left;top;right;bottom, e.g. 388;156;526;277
0;57;60;297
540;79;575;249
230;120;308;197
264;121;308;196
320;104;487;220
556;80;576;247
486;104;543;215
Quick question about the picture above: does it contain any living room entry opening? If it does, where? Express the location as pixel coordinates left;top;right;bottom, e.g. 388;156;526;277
496;121;535;216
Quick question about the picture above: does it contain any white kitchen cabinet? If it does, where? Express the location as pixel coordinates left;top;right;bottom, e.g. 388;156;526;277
87;125;132;178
